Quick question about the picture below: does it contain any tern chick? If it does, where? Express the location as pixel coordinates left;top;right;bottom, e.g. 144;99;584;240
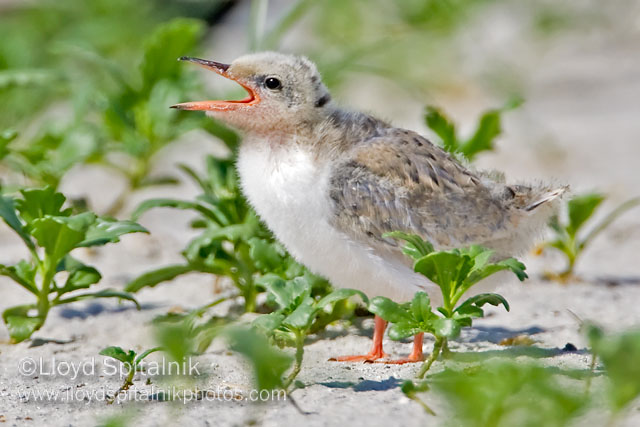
173;52;565;363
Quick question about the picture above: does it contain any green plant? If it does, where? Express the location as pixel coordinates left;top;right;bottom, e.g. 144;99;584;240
152;297;229;357
0;125;102;191
0;129;17;162
224;325;294;393
587;325;640;420
401;379;435;415
370;232;527;377
0;187;145;342
0;11;238;205
126;155;315;312
428;360;588;426
96;18;210;194
99;345;163;403
424;99;521;161
252;274;368;391
0;0;169;130
539;193;640;281
0;2;165;190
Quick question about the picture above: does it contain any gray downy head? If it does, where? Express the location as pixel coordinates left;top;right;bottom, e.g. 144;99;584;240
172;52;332;133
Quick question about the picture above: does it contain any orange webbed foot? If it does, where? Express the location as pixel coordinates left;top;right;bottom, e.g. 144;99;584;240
373;353;424;364
328;350;389;363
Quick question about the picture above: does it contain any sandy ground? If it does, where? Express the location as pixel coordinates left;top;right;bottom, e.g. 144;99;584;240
2;1;640;426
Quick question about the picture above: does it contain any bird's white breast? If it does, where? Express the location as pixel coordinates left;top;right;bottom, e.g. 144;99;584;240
236;138;434;302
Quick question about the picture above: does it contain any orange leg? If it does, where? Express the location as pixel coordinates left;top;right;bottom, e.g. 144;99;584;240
378;332;424;364
329;315;389;362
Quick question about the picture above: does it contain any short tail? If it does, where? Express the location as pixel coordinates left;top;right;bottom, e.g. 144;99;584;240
525;186;568;211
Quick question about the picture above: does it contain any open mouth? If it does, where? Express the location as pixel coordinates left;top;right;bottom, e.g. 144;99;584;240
170;57;259;111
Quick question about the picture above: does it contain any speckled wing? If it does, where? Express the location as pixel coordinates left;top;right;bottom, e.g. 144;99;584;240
327;129;512;255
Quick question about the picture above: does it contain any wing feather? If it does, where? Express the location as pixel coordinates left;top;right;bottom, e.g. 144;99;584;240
328;129;511;253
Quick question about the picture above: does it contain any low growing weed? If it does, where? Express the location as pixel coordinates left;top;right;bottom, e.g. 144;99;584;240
252;274;368;390
587;325;640;421
0;16;238;213
0;187;146;342
429;360;589;426
370;232;527;378
425;99;521;161
539;193;640;281
99;345;163;403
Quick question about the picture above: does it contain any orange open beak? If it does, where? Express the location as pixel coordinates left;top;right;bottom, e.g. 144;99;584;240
170;57;259;111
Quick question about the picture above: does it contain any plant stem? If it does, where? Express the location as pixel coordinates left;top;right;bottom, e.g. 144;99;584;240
417;337;443;379
243;279;257;313
561;246;577;278
283;330;304;392
585;353;597;396
440;338;451;358
36;255;56;329
407;391;436;416
108;363;135;404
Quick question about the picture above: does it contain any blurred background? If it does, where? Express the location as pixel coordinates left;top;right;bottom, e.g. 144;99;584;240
1;0;639;275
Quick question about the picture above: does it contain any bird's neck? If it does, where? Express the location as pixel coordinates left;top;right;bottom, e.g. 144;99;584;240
240;106;390;160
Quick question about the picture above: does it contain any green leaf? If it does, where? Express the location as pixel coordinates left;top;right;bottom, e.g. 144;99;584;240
0;195;34;249
0;129;17;159
0;261;38;295
99;346;136;365
260;275;311;314
401;379;430;395
225;326;292;391
59;264;102;294
433;318;461;338
283;297;315;330
131;198;224;224
134;347;163;365
252;312;285;335
0;69;56;90
410;292;434;323
139;18;205;92
125;264;198;292
425;106;457;153
31;213;96;263
369;296;412;324
316;288;369;310
431;360;587;427
414;252;466;297
371;293;439;340
15;187;71;226
248;237;285;272
79;217;148;247
460;109;501;159
2;305;41;343
464;257;528;290
588;325;640;412
455;293;510;318
55;289;140;309
382;231;434;260
580;196;640;249
496;258;528;281
463;245;493;270
388;323;423;341
137;176;180;188
566;193;605;237
257;275;291;309
154;317;197;363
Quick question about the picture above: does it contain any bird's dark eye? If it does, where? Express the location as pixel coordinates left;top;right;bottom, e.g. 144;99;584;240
264;77;282;90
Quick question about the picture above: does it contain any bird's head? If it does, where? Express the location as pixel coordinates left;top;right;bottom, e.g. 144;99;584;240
172;52;332;133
